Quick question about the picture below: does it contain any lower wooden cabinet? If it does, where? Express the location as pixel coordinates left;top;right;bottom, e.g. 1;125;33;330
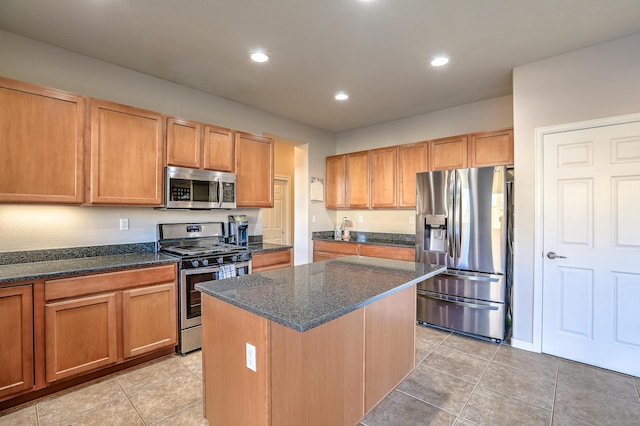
45;293;118;382
252;249;293;273
0;285;34;400
122;283;177;359
313;240;415;262
44;264;177;383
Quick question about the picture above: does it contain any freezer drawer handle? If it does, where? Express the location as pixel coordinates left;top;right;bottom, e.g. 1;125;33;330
420;292;499;311
442;272;500;282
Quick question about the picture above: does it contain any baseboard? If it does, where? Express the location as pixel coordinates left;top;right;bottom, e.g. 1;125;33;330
509;338;536;352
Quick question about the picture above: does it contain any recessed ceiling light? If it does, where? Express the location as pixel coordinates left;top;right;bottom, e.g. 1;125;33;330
430;56;449;67
335;92;349;101
251;52;269;63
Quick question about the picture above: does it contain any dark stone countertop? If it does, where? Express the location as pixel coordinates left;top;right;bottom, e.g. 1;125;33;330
196;256;444;332
249;242;293;253
0;252;178;285
312;231;415;248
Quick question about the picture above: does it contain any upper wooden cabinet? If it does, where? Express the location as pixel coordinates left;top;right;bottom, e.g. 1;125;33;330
326;155;346;209
370;146;397;209
166;117;234;172
88;99;164;206
203;125;234;172
0;284;34;401
468;128;514;167
345;151;369;209
429;135;468;171
0;77;85;204
235;132;274;208
397;142;428;209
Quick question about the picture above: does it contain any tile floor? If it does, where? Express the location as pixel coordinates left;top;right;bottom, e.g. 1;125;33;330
2;324;639;425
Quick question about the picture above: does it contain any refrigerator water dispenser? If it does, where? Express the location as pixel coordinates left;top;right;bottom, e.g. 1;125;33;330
424;214;447;252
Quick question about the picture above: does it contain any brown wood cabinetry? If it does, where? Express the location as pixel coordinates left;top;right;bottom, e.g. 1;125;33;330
166;117;235;172
44;265;177;383
0;77;85;204
325;155;346;209
346;151;370;209
370;146;397;209
88;99;164;205
429;134;468;170
469;128;514;167
252;249;293;272
313;240;414;262
0;285;34;400
235;132;274;208
397;142;428;208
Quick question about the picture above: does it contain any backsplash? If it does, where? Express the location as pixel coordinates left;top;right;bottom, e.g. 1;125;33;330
312;231;415;247
0;242;156;265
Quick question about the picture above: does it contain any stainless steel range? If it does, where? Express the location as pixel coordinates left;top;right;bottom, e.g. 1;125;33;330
157;222;252;354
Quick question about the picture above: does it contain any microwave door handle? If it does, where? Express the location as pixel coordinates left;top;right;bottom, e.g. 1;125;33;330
217;179;223;208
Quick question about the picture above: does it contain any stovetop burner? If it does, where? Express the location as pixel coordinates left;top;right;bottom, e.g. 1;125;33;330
162;243;245;257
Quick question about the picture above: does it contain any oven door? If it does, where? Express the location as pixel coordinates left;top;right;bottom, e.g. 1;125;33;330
179;261;251;329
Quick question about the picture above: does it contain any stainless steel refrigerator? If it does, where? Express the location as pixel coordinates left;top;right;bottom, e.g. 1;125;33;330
416;166;513;341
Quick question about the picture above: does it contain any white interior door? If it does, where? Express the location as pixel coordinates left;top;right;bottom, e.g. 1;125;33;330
262;178;289;244
542;121;640;376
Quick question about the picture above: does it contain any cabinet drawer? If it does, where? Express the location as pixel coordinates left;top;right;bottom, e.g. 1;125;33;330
359;245;415;261
45;264;176;301
252;249;292;272
313;240;358;255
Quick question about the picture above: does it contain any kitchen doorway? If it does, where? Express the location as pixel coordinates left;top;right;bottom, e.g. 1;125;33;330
536;115;640;377
263;176;291;245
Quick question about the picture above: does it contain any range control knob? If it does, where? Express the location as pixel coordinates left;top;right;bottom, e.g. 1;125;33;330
242;253;251;261
190;260;199;268
201;259;209;266
217;257;224;264
231;255;238;262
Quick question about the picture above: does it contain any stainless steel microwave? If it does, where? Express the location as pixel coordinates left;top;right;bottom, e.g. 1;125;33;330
164;166;236;209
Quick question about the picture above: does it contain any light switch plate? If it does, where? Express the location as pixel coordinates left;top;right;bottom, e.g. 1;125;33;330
119;218;129;231
246;343;256;372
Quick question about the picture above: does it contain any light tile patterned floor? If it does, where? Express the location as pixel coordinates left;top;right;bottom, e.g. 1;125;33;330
2;325;639;425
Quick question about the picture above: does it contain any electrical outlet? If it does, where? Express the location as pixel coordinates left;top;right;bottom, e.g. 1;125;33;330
312;215;316;223
246;343;256;372
119;218;129;231
358;216;364;223
409;216;415;224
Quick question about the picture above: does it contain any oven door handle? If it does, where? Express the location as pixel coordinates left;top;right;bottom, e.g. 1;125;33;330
182;266;222;276
417;291;499;311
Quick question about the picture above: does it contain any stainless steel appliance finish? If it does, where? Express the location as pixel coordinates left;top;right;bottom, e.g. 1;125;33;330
416;166;513;341
157;222;251;354
164;166;236;209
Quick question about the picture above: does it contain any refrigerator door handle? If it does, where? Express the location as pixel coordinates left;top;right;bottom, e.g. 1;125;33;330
454;170;462;261
417;291;500;311
447;172;456;260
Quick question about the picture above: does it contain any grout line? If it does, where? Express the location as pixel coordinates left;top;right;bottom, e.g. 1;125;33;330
394;388;461;418
454;343;498;424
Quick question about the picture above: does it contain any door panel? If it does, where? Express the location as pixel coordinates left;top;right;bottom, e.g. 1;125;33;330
542;121;640;376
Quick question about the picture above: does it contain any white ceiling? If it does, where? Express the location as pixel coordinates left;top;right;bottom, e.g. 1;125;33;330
1;0;640;133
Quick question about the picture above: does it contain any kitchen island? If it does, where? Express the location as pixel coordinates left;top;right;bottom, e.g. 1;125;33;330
196;256;444;426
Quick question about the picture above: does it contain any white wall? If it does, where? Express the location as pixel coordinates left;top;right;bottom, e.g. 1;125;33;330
512;33;640;345
0;30;336;259
333;96;514;234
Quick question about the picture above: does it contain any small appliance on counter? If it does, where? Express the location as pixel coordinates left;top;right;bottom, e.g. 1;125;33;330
228;214;249;247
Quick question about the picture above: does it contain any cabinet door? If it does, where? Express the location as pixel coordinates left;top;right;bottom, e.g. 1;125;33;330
468;128;514;167
235;132;274;207
0;77;85;204
397;142;428;208
122;283;177;359
370;147;397;209
45;293;118;382
429;135;468;171
325;155;346;209
89;99;164;205
345;151;370;209
359;245;415;261
0;285;34;400
166;117;202;169
203;125;234;172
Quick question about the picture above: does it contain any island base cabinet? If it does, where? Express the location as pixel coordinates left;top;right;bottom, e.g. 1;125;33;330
364;285;416;413
201;285;417;425
271;310;365;426
0;285;34;400
45;293;118;383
